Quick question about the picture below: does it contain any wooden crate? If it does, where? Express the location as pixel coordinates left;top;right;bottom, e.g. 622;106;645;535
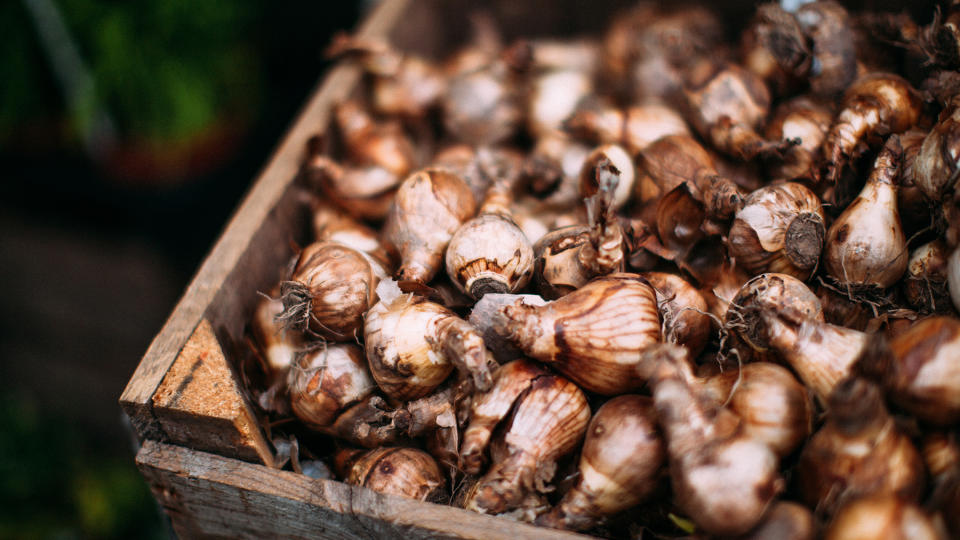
119;0;629;537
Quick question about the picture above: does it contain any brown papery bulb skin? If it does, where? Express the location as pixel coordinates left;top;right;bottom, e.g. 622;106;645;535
496;273;661;395
633;134;744;220
333;100;416;178
531;225;592;299
364;294;485;402
522;132;590;198
824;494;946;540
915;102;960;202
795;1;857;97
765;97;833;183
822;73;920;184
699;362;813;458
311;200;394;272
459;359;549;475
383;168;477;288
344;447;445;501
758;307;867;403
445;211;534;299
648;345;782;536
251;294;301;379
467;374;590;515
882;317;960;426
641;272;711;357
536;395;663;531
797;378;926;515
578;144;635;212
825;136;907;289
728;182;826;280
683;61;785;162
922;431;960;483
951;246;960;313
277;242;381;341
903;240;953;313
725;272;824;353
736;501;814;540
324;35;445;120
740;4;808;98
288;344;376;430
303;155;401;221
442;55;523;146
565;102;690;156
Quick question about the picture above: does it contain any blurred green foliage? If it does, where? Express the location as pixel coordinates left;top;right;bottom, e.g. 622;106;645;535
0;394;165;539
1;0;259;143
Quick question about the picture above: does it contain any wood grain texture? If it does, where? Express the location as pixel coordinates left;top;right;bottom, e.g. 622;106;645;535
119;0;413;442
151;319;275;466
137;440;589;540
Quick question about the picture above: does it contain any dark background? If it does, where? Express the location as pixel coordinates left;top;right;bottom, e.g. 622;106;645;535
0;1;362;537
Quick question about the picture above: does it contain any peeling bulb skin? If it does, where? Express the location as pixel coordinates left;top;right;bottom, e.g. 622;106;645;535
797;378;926;516
495;273;661;395
459;359;549;475
364;294;494;402
725;272;824;353
531;225;593;299
824;494;946;540
822;73;921;184
825;136;907;290
578;144;635;211
288;344;376;430
384;168;477;289
728;183;826;280
535;395;664;531
343;447;445;501
466;374;590;515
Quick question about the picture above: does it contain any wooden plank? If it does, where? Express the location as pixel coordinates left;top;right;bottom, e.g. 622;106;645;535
137;440;589;540
151;319;275;466
119;0;413;442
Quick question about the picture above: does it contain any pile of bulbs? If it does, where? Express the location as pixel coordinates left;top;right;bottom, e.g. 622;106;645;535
247;2;960;538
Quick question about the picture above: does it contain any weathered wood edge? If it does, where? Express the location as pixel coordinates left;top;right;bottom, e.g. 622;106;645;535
119;0;412;441
137;440;590;540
